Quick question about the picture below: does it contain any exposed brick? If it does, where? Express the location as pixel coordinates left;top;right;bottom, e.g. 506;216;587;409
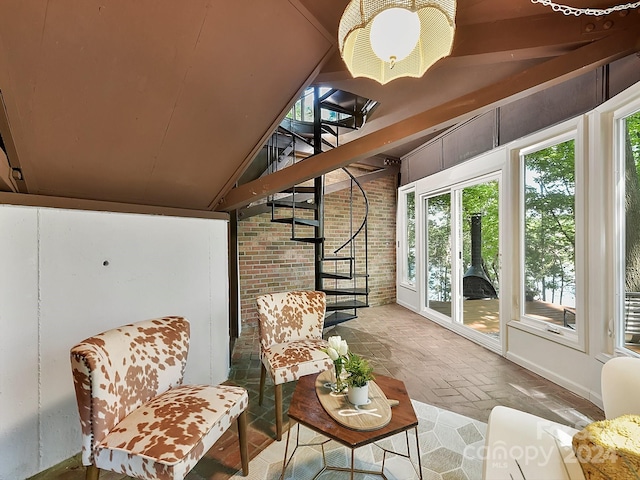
237;172;398;327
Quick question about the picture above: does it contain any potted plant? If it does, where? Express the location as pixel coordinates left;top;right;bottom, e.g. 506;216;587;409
344;352;375;405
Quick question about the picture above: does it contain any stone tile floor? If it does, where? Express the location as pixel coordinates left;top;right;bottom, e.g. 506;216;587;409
228;400;488;480
33;303;604;479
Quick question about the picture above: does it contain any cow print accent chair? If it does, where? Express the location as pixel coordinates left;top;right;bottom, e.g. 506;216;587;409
70;316;249;480
256;290;332;440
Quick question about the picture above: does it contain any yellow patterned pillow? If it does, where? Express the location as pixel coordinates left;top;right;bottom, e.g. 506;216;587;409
572;414;640;480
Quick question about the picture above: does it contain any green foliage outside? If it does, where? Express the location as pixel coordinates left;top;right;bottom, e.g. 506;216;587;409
425;182;500;303
462;181;500;289
427;193;452;302
406;191;416;284
524;140;575;305
627;112;640;178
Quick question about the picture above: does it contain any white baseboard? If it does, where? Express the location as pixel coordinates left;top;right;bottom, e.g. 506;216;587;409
506;351;599;406
395;298;416;311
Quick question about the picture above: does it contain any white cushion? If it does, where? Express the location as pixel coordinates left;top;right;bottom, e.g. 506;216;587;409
483;406;585;480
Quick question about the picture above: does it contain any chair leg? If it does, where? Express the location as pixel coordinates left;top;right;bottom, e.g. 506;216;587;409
237;410;249;476
258;363;266;406
86;465;100;480
275;383;283;441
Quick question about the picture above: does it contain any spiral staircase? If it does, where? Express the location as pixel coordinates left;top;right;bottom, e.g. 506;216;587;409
242;86;378;327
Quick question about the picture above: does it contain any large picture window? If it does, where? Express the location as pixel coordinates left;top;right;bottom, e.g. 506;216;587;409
620;109;640;354
521;137;577;331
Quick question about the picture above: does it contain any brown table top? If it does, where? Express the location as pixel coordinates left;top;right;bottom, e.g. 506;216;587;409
288;373;418;449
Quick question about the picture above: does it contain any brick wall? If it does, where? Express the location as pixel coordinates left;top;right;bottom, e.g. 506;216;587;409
237;172;397;327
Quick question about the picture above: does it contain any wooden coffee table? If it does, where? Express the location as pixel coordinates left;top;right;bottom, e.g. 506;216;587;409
281;373;423;479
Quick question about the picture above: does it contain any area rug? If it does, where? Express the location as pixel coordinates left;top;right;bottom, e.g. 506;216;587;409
231;399;487;480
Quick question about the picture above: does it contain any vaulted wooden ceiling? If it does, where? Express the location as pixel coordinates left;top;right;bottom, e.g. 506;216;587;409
0;1;638;214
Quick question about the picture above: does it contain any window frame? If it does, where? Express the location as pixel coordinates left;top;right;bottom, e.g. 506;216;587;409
422;188;454;322
399;186;417;290
613;100;640;357
508;118;586;351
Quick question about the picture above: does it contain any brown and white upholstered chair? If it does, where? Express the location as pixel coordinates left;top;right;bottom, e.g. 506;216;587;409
70;316;249;480
256;290;332;440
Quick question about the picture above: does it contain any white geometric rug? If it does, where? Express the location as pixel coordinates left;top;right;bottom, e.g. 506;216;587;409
231;400;487;480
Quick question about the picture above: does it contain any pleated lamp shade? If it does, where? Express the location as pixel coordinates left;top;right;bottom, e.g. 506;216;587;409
338;0;457;85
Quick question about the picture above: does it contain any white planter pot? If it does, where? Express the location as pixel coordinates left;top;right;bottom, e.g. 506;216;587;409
347;383;369;405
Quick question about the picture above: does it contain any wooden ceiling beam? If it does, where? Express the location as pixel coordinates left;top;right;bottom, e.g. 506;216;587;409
318;12;640;79
453;12;640;58
216;29;640;212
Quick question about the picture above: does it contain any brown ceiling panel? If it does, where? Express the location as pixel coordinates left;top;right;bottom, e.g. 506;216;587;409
0;1;333;209
1;1;214;202
143;2;334;209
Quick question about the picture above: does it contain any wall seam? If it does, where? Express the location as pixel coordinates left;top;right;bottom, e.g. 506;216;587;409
36;208;42;469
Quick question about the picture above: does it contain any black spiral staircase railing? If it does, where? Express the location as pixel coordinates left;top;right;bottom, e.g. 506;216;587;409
263;87;375;327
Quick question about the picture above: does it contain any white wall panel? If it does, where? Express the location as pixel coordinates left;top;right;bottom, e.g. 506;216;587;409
0;206;39;479
0;205;229;479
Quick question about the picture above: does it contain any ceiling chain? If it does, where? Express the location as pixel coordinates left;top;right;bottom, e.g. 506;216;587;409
531;0;640;16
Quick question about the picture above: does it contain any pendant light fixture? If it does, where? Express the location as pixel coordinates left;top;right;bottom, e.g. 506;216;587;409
338;0;457;85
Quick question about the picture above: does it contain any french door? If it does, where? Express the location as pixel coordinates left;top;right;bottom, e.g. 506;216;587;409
423;175;501;343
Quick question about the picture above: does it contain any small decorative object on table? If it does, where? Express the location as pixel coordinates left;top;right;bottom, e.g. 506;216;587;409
323;335;349;393
344;352;375;406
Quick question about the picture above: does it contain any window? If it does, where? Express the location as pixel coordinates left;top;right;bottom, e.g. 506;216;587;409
402;190;416;286
521;137;578;333
424;192;452;316
619;108;640;354
285;87;372;125
461;179;500;338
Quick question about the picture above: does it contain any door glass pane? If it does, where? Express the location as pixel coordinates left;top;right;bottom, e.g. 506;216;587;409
622;110;640;353
425;193;451;317
461;180;500;339
404;191;416;285
523;140;576;328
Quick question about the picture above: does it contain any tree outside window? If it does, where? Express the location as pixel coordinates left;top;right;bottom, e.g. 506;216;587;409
426;193;451;304
405;191;416;285
623;111;640;348
523;140;576;326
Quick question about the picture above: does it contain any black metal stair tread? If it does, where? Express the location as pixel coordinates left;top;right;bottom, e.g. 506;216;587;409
267;200;317;210
322;288;369;296
326;300;368;310
291;237;324;244
320;272;353;280
322;256;353;262
324;311;357;328
320;272;369;278
272;217;319;227
282;186;315;194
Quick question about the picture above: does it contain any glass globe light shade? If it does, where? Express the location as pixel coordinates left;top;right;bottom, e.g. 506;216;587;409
369;8;421;65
